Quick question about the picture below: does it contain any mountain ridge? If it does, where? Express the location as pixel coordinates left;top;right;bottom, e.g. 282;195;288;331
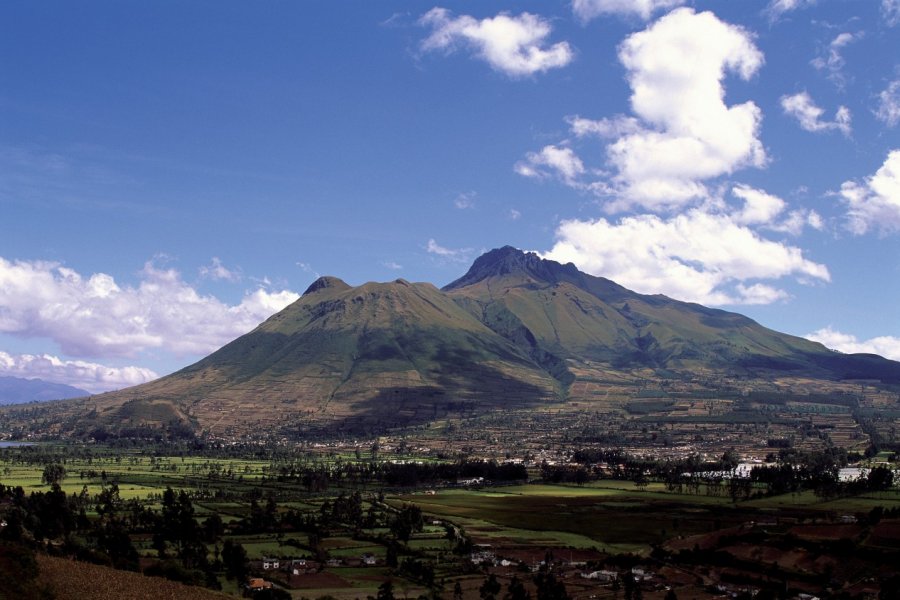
4;246;898;437
0;376;90;405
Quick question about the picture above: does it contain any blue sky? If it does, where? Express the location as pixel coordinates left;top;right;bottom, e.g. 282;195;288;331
1;0;899;392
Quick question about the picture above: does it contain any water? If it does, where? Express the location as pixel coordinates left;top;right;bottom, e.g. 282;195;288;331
0;441;33;448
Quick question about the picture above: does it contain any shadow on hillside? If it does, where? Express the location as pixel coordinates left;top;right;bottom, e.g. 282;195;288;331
313;346;557;435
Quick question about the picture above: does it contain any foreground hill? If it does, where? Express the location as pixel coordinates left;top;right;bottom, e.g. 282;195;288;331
36;555;232;600
5;247;900;437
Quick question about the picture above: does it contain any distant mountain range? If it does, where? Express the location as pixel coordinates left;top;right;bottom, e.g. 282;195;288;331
7;246;900;436
0;376;89;405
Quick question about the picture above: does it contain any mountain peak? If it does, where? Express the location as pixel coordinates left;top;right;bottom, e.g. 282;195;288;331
443;246;580;290
303;276;351;296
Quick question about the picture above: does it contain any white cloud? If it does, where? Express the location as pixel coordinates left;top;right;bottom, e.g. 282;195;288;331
199;257;242;282
780;91;851;136
811;32;861;89
806;327;900;361
454;191;476;209
382;261;404;270
840;149;900;235
571;0;685;23
734;283;790;305
523;9;766;212
876;79;900;127
514;145;585;185
769;208;824;236
806;210;824;230
608;9;766;210
419;8;574;77
732;185;786;226
0;257;300;359
567;115;642;139
542;208;829;306
426;239;473;262
509;208;522;220
295;262;320;280
884;0;900;26
764;0;817;22
0;351;158;394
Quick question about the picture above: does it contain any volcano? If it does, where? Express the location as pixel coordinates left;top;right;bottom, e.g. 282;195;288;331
17;247;900;436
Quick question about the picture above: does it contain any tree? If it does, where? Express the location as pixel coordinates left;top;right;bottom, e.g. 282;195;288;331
868;466;894;491
96;517;140;571
375;580;395;600
505;576;531;600
623;573;636;600
202;514;225;543
880;574;900;600
391;503;424;542
221;539;249;584
480;574;501;600
454;582;464;600
534;572;568;600
41;463;66;486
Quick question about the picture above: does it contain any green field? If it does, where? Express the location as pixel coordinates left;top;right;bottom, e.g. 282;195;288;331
2;444;900;599
393;480;900;557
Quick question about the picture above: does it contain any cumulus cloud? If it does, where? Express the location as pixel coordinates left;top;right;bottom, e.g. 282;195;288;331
780;92;851;136
811;32;861;89
426;239;473;262
571;0;685;23
840;149;900;235
418;8;573;77
764;0;817;22
519;9;767;212
509;208;522;220
0;257;299;359
806;327;900;361
731;185;786;226
0;351;157;394
876;79;900;127
199;257;242;282
884;0;900;26
454;191;476;209
542;207;830;306
726;185;821;236
514;145;586;185
382;261;404;270
602;9;766;211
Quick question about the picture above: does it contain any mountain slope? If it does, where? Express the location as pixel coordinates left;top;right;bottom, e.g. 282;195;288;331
79;276;560;434
0;377;89;405
444;246;899;381
7;246;900;437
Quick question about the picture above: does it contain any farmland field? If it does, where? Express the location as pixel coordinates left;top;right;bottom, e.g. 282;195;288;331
2;441;900;599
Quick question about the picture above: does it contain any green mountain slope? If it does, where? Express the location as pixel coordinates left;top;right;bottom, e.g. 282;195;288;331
79;275;559;434
444;246;899;382
8;246;900;437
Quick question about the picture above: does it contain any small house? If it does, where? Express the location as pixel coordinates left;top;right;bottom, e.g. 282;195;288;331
581;570;617;582
247;578;273;591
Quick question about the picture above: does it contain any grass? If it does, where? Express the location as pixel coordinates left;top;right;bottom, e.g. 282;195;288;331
391;482;746;555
